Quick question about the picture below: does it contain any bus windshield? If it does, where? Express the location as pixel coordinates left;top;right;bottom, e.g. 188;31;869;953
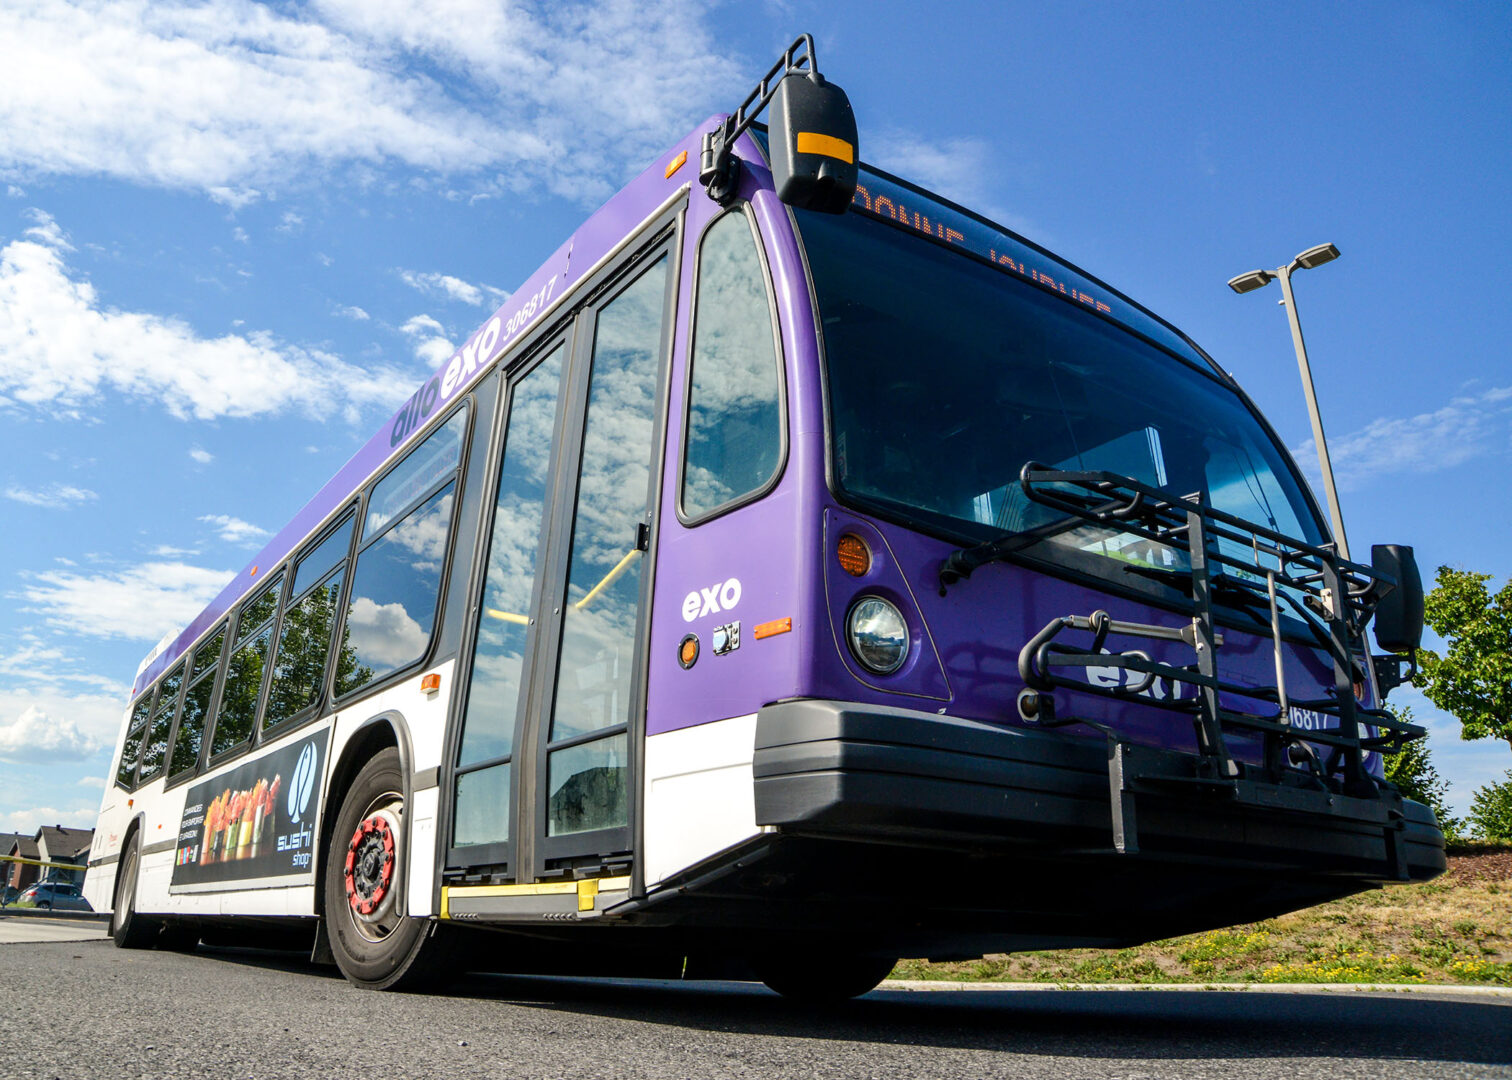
797;202;1326;582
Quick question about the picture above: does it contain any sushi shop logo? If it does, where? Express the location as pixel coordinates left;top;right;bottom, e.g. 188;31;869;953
276;743;319;870
288;743;318;824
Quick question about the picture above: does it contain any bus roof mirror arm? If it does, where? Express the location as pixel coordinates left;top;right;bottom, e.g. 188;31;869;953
700;33;858;214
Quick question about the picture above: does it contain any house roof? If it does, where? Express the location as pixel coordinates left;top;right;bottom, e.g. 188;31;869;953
6;834;40;860
36;826;93;861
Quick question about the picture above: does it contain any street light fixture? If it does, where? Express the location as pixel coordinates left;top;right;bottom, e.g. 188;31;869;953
1228;243;1351;561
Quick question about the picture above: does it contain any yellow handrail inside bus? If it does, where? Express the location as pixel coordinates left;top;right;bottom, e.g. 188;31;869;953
482;546;641;624
575;548;641;611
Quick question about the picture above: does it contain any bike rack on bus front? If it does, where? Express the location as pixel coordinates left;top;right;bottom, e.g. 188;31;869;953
992;465;1424;865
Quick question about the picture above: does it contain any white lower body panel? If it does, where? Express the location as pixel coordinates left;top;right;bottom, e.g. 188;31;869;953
644;714;759;887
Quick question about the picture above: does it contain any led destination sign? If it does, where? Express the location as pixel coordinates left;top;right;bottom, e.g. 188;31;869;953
847;169;1199;363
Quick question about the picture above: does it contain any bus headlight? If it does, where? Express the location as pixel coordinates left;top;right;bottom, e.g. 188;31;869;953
846;596;909;675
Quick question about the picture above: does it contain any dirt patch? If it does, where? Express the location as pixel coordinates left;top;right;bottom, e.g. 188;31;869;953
1445;845;1512;883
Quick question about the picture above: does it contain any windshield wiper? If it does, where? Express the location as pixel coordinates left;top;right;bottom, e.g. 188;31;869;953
939;464;1153;595
938;514;1087;594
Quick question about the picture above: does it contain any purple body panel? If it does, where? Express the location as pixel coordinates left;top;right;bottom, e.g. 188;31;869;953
132;113;1366;778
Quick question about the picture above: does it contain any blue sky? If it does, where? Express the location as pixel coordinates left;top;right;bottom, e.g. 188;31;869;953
1;1;1507;834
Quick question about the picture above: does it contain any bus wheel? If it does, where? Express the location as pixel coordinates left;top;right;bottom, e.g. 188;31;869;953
110;834;161;949
756;949;897;1003
323;747;452;990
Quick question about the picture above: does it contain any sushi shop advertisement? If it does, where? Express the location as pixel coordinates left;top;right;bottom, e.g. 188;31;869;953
170;729;329;886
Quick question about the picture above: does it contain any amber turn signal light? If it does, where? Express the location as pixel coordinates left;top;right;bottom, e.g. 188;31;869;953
836;534;870;577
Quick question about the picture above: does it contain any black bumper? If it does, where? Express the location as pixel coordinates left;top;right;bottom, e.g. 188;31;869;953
752;699;1445;884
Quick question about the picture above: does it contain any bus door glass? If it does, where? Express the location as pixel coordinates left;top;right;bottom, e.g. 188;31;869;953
451;341;568;866
448;240;674;880
535;252;671;867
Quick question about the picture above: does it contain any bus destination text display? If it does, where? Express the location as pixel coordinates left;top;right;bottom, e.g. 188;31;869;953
170;729;328;886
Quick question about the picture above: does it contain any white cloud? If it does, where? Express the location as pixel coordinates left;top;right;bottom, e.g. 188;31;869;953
0;218;417;422
399;269;508;308
276;210;304;234
199;513;269;546
3;483;97;508
22;207;71;250
867;130;1034;234
0;1;742;206
19;560;233;642
1293;384;1512;491
400;313;454;365
77;775;107;789
189;446;214;464
336;304;370;321
149;544;200;558
2;806;99;832
345;595;427;667
0;705;99;762
231;226;249;244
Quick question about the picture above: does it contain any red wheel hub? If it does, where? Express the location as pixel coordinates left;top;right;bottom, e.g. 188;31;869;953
344;815;395;916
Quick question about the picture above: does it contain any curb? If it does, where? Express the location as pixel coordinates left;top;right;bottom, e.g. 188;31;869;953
883;980;1512;997
0;908;109;923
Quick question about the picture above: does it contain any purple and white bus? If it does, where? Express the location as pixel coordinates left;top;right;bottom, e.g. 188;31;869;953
87;38;1442;1001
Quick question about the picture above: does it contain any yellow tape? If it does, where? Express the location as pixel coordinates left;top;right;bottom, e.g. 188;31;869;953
485;609;529;625
0;855;86;871
796;131;854;163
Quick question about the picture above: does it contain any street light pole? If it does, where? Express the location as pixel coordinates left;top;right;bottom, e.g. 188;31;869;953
1227;243;1351;561
1274;261;1350;562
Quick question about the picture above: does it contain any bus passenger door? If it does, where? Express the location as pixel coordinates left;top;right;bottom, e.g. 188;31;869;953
446;235;675;886
525;247;673;880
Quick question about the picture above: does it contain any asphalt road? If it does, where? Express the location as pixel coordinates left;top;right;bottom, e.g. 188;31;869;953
2;939;1508;1079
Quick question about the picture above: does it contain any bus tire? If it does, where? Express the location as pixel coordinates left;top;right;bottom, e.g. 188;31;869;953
110;833;160;949
323;747;453;991
756;949;897;1003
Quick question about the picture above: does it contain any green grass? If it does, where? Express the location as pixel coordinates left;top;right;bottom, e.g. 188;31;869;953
890;845;1512;986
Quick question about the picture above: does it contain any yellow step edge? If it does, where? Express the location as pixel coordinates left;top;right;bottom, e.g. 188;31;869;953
440;875;633;918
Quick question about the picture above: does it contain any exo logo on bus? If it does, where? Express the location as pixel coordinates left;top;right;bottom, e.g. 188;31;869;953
682;578;742;622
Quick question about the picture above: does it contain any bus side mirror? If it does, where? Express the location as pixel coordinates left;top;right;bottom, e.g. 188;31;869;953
1371;544;1424;655
769;73;858;215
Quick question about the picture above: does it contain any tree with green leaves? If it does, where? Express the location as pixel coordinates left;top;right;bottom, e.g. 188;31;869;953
1381;706;1461;840
1467;773;1512;841
1415;567;1512;755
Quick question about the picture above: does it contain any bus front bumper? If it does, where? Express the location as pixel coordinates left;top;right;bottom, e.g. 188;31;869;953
751;699;1445;888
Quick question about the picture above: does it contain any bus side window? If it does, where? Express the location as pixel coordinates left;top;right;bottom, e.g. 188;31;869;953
264;513;355;732
170;625;225;779
680;208;784;521
137;660;185;783
210;573;284;760
115;694;154;790
336;406;469;699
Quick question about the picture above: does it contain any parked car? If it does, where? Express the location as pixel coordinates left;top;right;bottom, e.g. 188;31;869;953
14;882;93;911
